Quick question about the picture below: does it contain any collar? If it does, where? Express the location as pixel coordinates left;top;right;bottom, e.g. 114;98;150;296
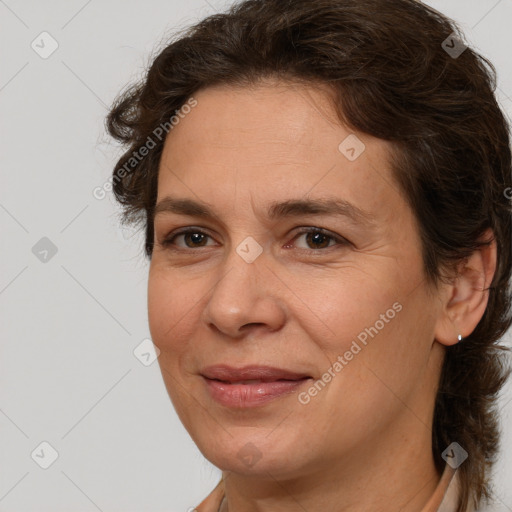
422;464;473;512
194;463;470;512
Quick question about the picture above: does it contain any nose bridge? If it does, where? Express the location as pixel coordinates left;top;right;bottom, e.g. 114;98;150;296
221;243;262;298
218;224;268;295
202;241;286;337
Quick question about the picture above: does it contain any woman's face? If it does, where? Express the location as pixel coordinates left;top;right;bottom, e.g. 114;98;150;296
148;81;446;479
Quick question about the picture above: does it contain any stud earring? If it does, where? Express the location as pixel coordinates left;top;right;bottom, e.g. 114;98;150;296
457;334;463;342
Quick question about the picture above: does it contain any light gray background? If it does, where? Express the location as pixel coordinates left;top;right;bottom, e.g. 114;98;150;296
1;0;511;510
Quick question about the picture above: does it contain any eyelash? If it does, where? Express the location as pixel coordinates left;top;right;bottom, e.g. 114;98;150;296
160;227;349;252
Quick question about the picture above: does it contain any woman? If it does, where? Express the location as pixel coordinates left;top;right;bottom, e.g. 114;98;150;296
106;0;512;510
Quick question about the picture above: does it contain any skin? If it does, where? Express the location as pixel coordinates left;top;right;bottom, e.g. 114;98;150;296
148;79;497;512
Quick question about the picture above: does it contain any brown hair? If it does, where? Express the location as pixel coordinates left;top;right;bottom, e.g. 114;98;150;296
106;0;512;509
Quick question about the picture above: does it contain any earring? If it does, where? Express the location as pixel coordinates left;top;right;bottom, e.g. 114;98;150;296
457;334;463;342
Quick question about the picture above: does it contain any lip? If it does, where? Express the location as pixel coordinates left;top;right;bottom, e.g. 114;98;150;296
201;364;312;382
200;365;313;408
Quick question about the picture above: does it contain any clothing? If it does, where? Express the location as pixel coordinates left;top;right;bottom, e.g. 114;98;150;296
194;463;481;512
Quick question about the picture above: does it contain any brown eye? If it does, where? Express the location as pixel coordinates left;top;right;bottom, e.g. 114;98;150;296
162;229;216;249
304;231;332;249
290;228;348;251
181;232;209;248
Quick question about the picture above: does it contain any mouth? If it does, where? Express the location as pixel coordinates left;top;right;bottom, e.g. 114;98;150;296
200;365;313;408
200;364;313;383
204;377;311;385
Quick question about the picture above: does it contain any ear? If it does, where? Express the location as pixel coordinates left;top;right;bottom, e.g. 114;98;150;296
434;229;497;347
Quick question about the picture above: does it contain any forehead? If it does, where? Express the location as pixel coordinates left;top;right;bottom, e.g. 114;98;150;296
157;81;403;220
163;80;352;158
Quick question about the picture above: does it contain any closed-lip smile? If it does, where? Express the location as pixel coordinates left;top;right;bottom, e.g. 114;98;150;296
200;364;312;382
200;364;313;408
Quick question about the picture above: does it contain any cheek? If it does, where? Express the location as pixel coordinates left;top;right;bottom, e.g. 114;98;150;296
295;269;403;355
147;272;170;344
319;291;435;433
300;270;429;405
147;269;198;352
147;270;199;414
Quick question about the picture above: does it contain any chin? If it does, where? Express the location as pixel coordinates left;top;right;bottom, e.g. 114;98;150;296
193;427;316;477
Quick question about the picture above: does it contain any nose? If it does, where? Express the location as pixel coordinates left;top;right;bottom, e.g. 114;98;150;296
201;247;287;339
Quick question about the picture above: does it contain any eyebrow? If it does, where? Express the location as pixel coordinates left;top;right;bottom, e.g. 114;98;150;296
153;196;377;227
